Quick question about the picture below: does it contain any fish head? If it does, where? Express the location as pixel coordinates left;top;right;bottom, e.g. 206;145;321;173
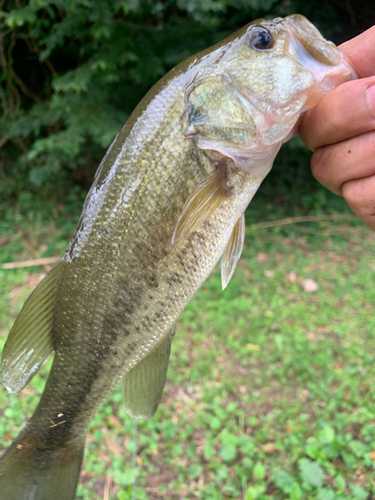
184;15;355;172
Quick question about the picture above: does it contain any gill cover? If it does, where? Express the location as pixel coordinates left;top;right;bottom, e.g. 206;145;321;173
184;66;257;149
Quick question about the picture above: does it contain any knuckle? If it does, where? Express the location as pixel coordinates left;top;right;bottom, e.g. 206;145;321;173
310;147;326;181
342;180;364;208
365;81;375;123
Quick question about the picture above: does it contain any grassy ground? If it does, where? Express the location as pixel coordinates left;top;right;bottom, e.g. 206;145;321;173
0;197;374;500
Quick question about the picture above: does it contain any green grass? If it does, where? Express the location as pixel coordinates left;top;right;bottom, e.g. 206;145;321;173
0;205;374;500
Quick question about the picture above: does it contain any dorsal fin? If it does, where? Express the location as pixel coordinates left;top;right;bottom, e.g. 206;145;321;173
122;324;175;420
172;170;227;244
221;213;245;290
2;260;65;393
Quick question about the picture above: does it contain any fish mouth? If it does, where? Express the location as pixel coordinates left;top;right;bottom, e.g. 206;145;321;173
283;15;356;107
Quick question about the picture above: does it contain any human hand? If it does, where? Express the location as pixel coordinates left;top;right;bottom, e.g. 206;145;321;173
298;25;375;231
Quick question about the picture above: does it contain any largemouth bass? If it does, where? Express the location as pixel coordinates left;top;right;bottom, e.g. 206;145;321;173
0;15;355;500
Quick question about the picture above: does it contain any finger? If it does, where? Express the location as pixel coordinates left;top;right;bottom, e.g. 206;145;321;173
299;77;375;151
340;25;375;78
342;175;375;231
311;131;375;195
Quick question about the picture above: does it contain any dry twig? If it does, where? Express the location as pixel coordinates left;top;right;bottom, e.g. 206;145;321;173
247;214;356;231
2;256;60;269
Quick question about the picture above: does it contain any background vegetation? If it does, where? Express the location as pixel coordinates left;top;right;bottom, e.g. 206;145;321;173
1;1;375;499
1;0;375;223
1;223;375;500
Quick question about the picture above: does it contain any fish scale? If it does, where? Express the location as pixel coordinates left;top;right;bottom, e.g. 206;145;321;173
0;14;356;500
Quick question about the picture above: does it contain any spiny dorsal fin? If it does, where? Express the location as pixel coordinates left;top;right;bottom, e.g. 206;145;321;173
221;213;245;290
122;324;175;420
2;260;65;393
172;170;227;244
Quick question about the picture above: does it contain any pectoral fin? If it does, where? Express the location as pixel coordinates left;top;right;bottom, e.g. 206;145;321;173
172;171;227;244
221;214;245;290
122;325;175;420
2;260;65;393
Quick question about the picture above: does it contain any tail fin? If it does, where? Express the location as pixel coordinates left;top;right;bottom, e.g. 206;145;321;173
0;439;84;500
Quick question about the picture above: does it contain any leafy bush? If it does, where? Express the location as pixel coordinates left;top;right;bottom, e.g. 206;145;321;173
0;0;374;218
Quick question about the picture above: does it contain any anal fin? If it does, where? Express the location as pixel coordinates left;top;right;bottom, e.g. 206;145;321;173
221;213;245;290
122;325;175;420
2;260;65;393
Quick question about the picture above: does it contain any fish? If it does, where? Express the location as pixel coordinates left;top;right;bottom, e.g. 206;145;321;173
0;14;355;500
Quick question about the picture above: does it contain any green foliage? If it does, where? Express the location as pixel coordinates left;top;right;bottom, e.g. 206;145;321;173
1;221;375;498
1;0;374;221
299;458;324;488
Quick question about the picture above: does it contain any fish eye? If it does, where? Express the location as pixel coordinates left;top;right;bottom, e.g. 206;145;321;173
248;27;274;51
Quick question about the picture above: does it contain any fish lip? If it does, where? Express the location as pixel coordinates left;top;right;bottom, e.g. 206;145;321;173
283;16;347;78
283;22;356;102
